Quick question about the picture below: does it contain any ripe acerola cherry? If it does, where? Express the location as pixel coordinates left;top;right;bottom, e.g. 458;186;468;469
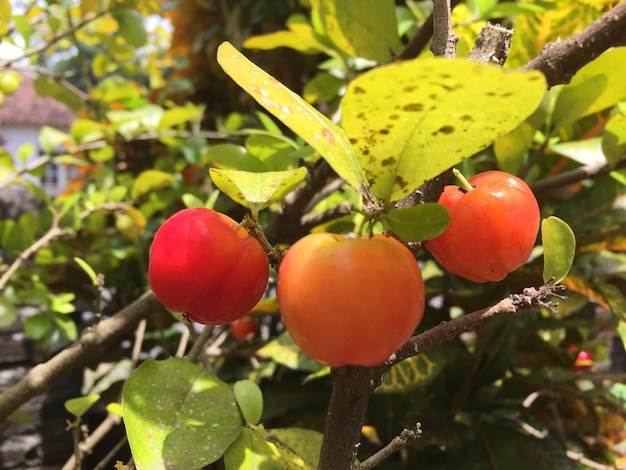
148;208;269;325
232;316;259;341
426;170;540;283
571;348;594;372
277;233;425;367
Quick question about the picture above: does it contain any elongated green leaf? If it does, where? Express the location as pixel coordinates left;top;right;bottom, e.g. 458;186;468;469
233;380;263;425
122;358;242;470
341;58;546;203
224;427;283;470
65;394;100;418
603;112;626;167
39;126;72;154
210;168;307;217
74;257;98;285
384;203;449;242
550;138;605;166
131;170;175;199
244;14;328;54
217;42;368;195
542;216;576;284
311;0;402;62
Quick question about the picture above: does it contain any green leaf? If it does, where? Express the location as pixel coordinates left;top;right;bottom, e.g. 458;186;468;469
552;47;626;129
224;427;283;470
217;42;368;196
0;297;17;328
205;144;267;172
233;380;263;425
494;122;536;174
0;0;11;36
17;143;34;164
303;72;345;104
210;168;307;217
257;331;325;372
603;112;626;167
550;138;605;166
71;119;105;143
244;14;328;54
74;257;98;285
341;58;546;203
33;76;82;112
39;126;72;154
65;394;100;418
597;282;626;322
384;203;450;242
181;193;205;209
23;313;52;340
311;0;402;62
542;216;576;284
112;9;147;47
131;170;176;199
158;105;203;131
377;351;446;393
122;358;242;470
50;293;76;314
53;313;77;340
267;428;324;469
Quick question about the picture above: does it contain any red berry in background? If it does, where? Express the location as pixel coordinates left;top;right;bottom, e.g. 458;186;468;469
277;233;425;367
571;349;594;372
232;316;259;341
426;170;540;282
148;208;269;325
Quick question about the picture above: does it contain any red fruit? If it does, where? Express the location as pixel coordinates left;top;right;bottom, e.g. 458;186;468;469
426;171;540;282
232;316;259;341
571;349;594;372
148;208;269;325
277;233;425;367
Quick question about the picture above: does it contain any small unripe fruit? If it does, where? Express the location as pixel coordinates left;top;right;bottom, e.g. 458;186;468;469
0;71;22;96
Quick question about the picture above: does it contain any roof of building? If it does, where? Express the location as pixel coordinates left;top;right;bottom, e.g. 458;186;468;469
0;74;77;128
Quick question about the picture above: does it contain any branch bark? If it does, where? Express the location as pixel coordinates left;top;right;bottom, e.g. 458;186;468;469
430;0;458;57
520;1;626;87
0;291;163;423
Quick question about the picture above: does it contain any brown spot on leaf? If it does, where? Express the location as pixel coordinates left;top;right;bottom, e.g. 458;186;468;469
389;114;399;120
404;85;417;92
379;129;390;135
353;86;366;94
394;175;408;189
432;125;455;136
322;127;335;143
402;103;424;112
349;138;358;144
461;115;473;122
381;157;396;166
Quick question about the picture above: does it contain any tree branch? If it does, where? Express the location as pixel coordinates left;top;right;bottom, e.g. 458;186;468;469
530;159;626;194
356;425;422;470
520;1;626;87
387;285;566;368
430;0;458;57
0;291;163;423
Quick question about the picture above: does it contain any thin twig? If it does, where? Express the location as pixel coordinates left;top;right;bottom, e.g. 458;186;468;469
356;425;422;470
530;159;626;194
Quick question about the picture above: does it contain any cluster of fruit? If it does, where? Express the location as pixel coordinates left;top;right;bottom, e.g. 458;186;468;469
148;171;540;366
0;71;22;107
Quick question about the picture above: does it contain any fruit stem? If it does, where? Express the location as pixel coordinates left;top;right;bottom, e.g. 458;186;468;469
241;215;283;270
453;168;474;192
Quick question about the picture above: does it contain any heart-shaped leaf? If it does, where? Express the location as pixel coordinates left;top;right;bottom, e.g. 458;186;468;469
233;380;263;425
210;168;307;217
216;42;368;196
341;58;546;203
384;203;450;242
122;358;242;470
542;216;576;284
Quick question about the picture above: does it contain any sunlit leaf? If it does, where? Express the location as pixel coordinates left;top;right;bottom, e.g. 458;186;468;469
65;394;100;418
131;170;175;198
217;42;368;196
0;298;17;328
244;14;328;54
267;427;324;469
74;257;98;285
257;331;325;372
223;427;283;470
603;112;626;167
542;216;576;284
550;138;605;166
210;168;307;217
39;126;72;154
311;0;402;62
341;58;546;202
122;358;242;470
